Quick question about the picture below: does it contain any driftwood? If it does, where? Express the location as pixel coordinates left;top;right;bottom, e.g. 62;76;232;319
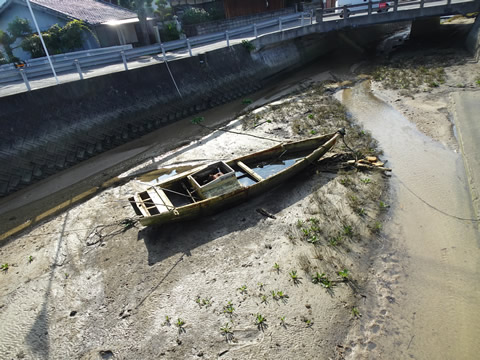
256;208;277;219
346;160;392;172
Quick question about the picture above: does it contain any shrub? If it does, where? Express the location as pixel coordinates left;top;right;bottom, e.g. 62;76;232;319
21;20;97;58
182;7;211;25
159;23;180;42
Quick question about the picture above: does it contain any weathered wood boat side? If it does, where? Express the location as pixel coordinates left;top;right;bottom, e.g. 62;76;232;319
129;130;344;226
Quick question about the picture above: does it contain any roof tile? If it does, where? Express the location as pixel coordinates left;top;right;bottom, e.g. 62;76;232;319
31;0;138;25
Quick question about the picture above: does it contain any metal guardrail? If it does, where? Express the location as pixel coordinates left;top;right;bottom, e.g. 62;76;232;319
0;0;473;90
0;45;133;85
0;11;312;89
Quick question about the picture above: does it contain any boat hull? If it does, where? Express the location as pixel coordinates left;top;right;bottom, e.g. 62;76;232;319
133;131;343;226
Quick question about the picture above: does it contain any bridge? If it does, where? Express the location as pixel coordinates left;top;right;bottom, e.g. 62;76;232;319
1;0;478;97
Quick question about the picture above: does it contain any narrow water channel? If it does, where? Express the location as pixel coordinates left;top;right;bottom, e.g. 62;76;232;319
339;81;480;359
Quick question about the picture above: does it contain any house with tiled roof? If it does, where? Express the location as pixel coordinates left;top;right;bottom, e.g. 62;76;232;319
0;0;141;60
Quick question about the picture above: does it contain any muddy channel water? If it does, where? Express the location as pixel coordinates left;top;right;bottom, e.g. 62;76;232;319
339;82;480;359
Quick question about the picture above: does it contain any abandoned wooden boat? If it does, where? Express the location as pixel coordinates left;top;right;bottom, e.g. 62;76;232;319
129;129;345;226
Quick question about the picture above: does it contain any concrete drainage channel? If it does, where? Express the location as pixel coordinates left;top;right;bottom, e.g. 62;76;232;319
0;24;398;199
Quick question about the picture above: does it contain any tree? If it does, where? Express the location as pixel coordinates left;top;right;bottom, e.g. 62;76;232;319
118;0;153;44
154;0;173;22
0;17;32;62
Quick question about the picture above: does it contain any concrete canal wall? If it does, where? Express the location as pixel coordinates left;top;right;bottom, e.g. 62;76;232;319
0;25;394;197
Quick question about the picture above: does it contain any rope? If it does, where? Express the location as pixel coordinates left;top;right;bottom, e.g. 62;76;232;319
395;175;480;222
196;123;283;143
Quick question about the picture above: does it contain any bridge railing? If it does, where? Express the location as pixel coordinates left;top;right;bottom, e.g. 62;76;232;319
0;10;314;89
317;0;455;21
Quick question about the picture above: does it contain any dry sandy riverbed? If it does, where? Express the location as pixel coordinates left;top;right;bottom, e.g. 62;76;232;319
1;18;479;359
0;79;389;359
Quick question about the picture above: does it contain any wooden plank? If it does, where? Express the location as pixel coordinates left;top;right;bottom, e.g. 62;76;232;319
236;161;263;182
150;187;174;213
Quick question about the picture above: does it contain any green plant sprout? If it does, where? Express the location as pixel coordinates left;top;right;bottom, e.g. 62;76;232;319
255;313;267;330
289;270;301;284
372;221;383;233
280;316;286;327
310;130;317;135
352;307;361;318
258;282;265;291
28;255;33;263
329;235;342;246
191;116;204;124
220;323;234;341
343;225;353;237
379;201;389;210
1;263;9;272
163;315;171;326
237;285;248;295
261;294;268;304
273;263;280;272
308;114;314;119
338;269;349;280
224;301;235;315
176;318;186;334
361;178;371;184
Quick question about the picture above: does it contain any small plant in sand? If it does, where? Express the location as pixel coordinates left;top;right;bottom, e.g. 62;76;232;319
257;282;265;291
28;255;34;263
357;207;366;216
338;269;349;280
220;322;234;341
329;235;342;247
255;313;267;330
163;315;171;326
1;263;8;272
261;294;268;304
176;318;186;333
307;235;320;245
224;301;235;315
312;272;333;289
191;116;204;124
352;307;361;318
237;285;248;295
379;201;390;210
289;270;301;284
307;114;314;119
273;263;280;272
361;178;371;184
310;130;317;135
280;316;287;327
476;78;480;86
64;273;69;279
301;316;314;328
195;296;212;308
343;225;354;237
372;221;383;233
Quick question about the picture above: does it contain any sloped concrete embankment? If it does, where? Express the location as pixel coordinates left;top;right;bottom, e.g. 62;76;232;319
466;14;480;60
0;34;336;198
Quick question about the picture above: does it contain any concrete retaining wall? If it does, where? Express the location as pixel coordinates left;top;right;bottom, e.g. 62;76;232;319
466;15;480;60
0;32;334;197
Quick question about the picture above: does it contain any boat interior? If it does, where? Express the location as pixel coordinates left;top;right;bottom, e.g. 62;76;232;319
129;150;309;218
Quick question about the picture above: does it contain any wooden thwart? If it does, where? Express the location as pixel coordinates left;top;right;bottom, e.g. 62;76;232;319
236;161;263;182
